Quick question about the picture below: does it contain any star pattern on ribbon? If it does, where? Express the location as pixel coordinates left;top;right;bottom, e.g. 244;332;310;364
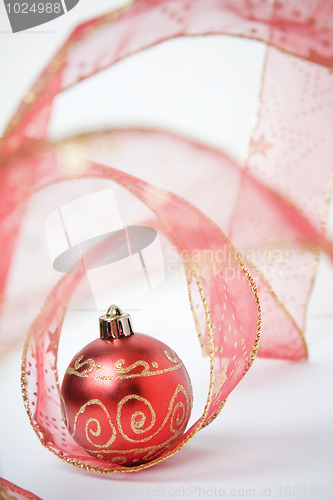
46;327;60;357
250;134;272;157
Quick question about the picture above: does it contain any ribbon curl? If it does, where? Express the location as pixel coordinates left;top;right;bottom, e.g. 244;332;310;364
0;0;332;474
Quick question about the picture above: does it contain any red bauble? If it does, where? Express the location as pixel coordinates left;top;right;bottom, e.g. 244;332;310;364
61;306;193;467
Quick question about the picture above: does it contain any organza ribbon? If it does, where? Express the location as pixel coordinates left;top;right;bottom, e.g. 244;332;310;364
0;478;42;500
1;0;333;474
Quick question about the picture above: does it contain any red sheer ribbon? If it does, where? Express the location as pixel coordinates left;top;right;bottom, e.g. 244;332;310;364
0;478;42;500
0;0;332;473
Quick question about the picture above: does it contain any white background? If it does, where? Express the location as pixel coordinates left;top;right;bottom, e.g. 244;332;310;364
0;1;332;499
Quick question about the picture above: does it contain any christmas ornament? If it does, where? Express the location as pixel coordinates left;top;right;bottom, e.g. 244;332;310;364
14;0;333;478
60;305;193;467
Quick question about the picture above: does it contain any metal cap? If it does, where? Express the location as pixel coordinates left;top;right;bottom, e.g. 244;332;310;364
99;304;134;340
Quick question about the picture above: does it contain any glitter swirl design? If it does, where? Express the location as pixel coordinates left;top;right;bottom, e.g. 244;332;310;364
116;384;190;444
15;0;333;476
71;399;117;449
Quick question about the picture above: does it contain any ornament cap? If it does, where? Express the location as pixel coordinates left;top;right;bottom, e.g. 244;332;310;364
99;304;134;340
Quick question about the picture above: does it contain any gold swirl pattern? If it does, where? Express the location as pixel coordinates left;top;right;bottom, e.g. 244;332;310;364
66;355;101;377
109;456;127;464
72;382;191;466
114;358;151;375
72;399;116;448
118;395;156;438
81;385;190;463
66;350;183;381
116;384;190;443
170;401;186;434
82;429;185;458
164;349;179;363
60;393;69;428
131;410;153;434
142;443;173;463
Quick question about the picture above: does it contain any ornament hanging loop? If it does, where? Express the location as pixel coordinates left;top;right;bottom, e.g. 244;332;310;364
106;304;122;318
99;304;134;340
